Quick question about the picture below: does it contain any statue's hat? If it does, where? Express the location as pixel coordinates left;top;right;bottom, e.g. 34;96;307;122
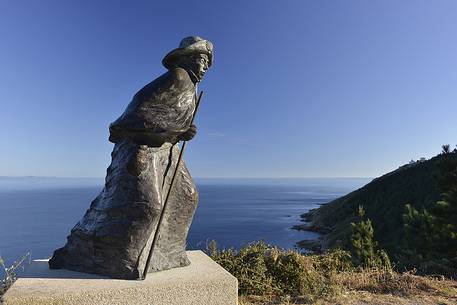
162;36;213;69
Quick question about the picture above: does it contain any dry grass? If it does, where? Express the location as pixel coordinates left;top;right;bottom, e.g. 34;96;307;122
238;271;457;305
333;269;442;296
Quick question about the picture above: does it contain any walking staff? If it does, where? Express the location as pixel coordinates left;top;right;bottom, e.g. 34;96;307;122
142;91;204;279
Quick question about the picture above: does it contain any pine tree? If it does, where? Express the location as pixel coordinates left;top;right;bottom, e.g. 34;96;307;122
351;205;391;269
403;204;437;258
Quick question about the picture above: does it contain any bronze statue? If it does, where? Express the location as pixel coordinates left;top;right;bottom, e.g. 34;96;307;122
49;36;213;280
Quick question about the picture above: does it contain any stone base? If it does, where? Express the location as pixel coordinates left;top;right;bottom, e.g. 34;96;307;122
4;251;238;305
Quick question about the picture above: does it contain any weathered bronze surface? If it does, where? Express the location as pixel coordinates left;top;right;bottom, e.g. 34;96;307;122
49;36;213;279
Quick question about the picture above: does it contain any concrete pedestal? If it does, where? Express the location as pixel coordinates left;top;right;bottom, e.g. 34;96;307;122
4;251;238;305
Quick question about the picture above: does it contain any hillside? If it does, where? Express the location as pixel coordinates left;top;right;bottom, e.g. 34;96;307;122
300;153;457;262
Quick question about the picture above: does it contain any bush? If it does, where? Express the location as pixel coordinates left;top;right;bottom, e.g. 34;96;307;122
265;247;329;297
208;240;451;304
209;241;274;295
209;241;348;299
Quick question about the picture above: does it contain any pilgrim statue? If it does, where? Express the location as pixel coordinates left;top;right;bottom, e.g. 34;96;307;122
49;36;213;279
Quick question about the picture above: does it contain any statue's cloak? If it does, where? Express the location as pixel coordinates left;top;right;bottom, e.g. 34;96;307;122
109;67;197;146
49;68;199;279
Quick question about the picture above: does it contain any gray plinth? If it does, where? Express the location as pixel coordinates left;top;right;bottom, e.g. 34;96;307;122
4;251;238;305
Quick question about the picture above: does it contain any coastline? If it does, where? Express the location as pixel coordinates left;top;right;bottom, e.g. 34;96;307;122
292;207;331;253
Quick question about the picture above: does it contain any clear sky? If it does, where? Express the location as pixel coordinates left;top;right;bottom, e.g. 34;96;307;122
1;1;456;178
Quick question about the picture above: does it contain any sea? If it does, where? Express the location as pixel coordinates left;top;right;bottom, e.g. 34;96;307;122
0;177;369;270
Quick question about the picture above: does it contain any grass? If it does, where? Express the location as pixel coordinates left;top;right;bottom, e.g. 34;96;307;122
208;241;457;305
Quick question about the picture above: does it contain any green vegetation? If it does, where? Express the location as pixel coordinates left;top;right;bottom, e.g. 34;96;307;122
303;146;457;277
209;240;351;298
350;206;391;270
208;241;456;305
402;146;457;276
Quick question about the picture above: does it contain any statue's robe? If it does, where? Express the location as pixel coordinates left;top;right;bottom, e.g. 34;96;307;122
49;68;199;279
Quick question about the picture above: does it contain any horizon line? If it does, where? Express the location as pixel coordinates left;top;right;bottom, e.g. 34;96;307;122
0;175;372;179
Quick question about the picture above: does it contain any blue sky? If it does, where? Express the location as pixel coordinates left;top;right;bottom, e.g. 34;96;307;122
1;1;456;178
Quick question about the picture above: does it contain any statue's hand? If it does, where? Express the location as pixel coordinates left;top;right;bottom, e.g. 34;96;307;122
179;124;197;141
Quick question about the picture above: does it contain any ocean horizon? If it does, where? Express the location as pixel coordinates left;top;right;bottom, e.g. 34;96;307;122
0;176;370;268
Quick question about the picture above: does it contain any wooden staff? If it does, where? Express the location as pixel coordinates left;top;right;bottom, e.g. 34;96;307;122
142;91;204;279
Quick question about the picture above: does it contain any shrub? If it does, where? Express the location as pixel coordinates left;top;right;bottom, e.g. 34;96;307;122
209;241;345;299
208;240;454;303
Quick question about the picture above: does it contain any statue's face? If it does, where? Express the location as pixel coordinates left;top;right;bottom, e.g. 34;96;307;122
194;53;210;80
182;53;210;82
